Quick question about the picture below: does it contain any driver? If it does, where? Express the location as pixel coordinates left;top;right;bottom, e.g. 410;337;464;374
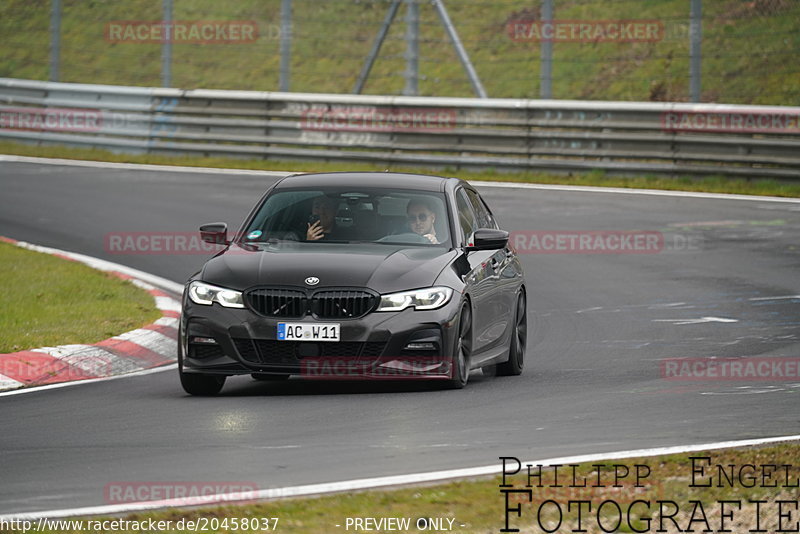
406;198;439;244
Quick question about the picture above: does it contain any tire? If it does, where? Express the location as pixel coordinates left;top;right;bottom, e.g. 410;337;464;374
251;373;290;381
496;291;526;376
180;372;226;396
446;302;472;389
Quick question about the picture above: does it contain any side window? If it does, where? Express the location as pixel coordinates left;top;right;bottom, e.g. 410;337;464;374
466;189;497;229
478;195;498;229
456;189;478;244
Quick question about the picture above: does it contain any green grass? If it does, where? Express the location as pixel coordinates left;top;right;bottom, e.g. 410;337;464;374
0;0;798;104
3;140;800;198
7;442;797;533
0;240;161;353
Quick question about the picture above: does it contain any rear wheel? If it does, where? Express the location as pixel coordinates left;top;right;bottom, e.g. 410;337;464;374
447;302;472;389
496;291;526;376
180;372;226;396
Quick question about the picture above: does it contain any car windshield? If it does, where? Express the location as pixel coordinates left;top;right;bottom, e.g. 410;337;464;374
241;188;451;247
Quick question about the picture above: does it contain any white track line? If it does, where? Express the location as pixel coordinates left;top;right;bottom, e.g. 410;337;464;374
2;434;798;519
0;155;289;177
2;154;799;203
0;364;177;398
11;240;183;295
469;180;800;203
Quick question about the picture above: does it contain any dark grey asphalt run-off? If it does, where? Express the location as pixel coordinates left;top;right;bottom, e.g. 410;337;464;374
1;161;798;514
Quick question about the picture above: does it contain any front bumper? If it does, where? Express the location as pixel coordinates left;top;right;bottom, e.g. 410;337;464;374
179;294;462;380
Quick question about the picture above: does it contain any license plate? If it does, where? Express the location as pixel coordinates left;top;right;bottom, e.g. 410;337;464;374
277;322;341;342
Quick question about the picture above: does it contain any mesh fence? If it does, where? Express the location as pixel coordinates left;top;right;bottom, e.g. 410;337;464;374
1;0;798;104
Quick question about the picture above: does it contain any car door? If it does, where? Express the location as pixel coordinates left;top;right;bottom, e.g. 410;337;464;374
466;188;521;348
464;187;515;355
455;187;502;362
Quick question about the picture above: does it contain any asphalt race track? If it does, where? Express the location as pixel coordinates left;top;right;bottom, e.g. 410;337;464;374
1;160;799;514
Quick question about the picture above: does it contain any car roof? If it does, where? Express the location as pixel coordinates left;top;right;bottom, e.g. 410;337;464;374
274;171;463;192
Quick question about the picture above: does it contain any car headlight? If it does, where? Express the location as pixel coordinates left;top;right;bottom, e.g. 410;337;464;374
187;281;245;308
376;287;454;312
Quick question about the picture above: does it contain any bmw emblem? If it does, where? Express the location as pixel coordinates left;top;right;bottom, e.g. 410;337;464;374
305;276;320;286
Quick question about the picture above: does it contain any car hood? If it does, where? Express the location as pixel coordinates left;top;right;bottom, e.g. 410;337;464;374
200;242;459;294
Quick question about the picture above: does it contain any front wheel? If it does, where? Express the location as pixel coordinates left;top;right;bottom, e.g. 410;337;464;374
446;302;472;389
180;372;226;396
495;291;526;376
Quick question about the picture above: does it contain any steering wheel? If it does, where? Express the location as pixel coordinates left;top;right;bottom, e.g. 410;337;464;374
376;232;431;244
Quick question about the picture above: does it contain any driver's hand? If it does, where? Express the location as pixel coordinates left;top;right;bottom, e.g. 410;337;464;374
423;233;438;244
307;221;324;241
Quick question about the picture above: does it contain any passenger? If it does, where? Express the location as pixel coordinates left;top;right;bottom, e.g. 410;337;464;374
306;195;349;241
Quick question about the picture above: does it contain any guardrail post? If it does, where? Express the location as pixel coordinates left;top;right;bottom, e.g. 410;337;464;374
539;0;553;99
50;0;61;82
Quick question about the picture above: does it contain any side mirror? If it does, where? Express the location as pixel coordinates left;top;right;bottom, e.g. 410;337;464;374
199;222;228;245
466;228;508;251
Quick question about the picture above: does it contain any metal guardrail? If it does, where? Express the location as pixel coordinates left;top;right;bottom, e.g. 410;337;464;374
1;77;799;178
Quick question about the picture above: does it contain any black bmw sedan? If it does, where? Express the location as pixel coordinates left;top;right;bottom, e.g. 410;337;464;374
179;172;526;395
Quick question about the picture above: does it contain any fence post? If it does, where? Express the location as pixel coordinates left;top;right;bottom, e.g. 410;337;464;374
403;0;420;96
280;0;292;92
50;0;62;82
690;0;702;102
431;0;486;98
354;1;401;94
161;0;173;87
540;0;553;99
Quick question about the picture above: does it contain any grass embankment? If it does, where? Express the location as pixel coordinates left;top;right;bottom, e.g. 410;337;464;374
0;0;798;103
0;240;161;353
3;142;800;198
7;442;797;533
